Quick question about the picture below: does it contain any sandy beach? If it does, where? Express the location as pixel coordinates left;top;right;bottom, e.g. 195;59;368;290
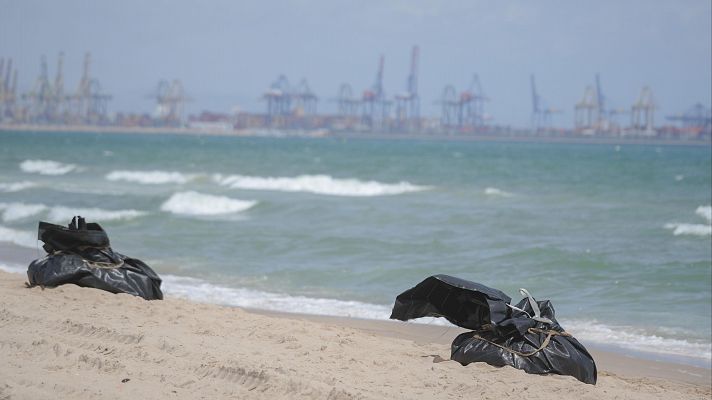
0;267;709;400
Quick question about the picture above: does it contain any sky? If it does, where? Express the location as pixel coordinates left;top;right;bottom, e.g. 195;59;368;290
1;0;710;128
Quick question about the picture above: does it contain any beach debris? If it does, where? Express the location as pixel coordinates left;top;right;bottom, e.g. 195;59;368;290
390;275;597;384
121;378;130;383
26;216;163;300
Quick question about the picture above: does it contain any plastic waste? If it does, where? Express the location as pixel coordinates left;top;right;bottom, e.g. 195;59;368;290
27;216;163;300
390;274;597;384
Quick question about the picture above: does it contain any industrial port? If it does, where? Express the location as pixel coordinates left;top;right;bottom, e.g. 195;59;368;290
1;48;710;142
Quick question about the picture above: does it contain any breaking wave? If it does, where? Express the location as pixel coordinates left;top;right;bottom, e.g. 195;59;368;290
696;205;712;224
47;207;147;222
161;274;391;319
0;225;37;248
484;187;513;197
0;201;147;224
160;273;711;364
563;319;711;365
160;191;257;216
665;205;712;236
20;159;77;175
213;174;429;197
0;262;28;275
0;181;37;192
664;223;712;236
106;170;197;185
0;202;48;222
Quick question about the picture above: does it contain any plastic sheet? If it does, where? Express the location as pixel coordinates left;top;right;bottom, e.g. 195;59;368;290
390;275;597;384
27;217;163;300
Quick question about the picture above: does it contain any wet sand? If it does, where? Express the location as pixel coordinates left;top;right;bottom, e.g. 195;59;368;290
0;261;709;399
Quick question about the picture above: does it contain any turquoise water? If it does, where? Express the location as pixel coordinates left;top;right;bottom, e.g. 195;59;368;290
1;131;710;365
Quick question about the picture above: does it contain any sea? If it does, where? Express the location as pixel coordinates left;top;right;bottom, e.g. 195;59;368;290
1;130;710;367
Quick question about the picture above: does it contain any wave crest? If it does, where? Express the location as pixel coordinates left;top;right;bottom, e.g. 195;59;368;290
47;207;147;222
0;181;36;192
106;170;196;185
0;225;37;248
665;205;712;236
160;274;710;363
161;274;390;319
563;319;711;363
696;205;711;223
20;159;77;175
664;223;712;236
0;262;28;274
484;187;513;197
214;174;429;197
160;191;257;216
0;202;48;222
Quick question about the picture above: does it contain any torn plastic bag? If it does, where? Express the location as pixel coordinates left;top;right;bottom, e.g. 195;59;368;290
390;275;597;384
451;296;597;385
27;217;163;300
389;274;512;330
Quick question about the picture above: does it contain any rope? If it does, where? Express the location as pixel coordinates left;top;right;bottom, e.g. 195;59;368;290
472;328;571;357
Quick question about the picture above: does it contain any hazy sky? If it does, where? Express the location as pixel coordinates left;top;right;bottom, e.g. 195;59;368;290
1;0;710;127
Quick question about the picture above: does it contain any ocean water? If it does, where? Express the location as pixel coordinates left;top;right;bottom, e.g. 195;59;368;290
1;130;710;366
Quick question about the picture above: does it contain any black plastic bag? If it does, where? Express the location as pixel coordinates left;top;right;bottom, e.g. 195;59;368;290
390;275;597;384
389;274;512;330
27;217;163;300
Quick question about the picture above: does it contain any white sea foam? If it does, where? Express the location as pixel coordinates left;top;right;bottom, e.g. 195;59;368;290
160;191;257;216
696;205;712;223
20;159;77;175
0;225;37;248
0;181;37;192
46;207;147;222
563;319;712;363
214;174;429;197
161;274;391;319
0;262;27;275
106;170;196;185
0;202;146;223
664;223;712;236
160;273;711;362
484;187;513;197
0;202;48;222
665;205;712;236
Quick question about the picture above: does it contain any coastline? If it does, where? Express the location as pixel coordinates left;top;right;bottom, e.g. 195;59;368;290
0;269;709;400
0;243;710;395
1;123;710;147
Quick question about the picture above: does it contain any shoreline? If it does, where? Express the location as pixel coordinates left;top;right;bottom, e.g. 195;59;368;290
0;269;709;400
1;123;710;147
0;242;710;389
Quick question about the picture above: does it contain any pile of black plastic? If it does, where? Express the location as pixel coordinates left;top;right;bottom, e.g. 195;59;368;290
390;274;597;384
27;216;163;300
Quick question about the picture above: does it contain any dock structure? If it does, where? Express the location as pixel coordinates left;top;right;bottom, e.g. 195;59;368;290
5;52;112;125
439;85;459;129
530;74;561;132
394;46;420;131
360;54;391;131
630;86;656;133
151;79;189;127
438;74;488;133
666;103;712;134
262;75;318;129
0;47;709;141
0;58;19;121
459;74;488;131
73;53;111;124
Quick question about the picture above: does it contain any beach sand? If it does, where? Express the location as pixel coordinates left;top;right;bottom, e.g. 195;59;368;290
0;269;709;400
